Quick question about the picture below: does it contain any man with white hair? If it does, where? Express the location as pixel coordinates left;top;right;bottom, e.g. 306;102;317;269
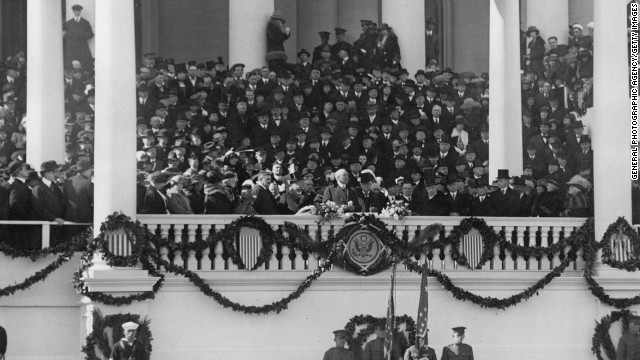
322;168;361;211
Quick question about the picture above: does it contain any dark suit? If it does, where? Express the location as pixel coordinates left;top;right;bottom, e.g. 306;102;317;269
471;195;496;217
322;184;362;211
523;155;547;179
471;139;489;164
8;179;35;249
492;187;520;217
63;174;94;223
425;31;440;65
252;184;278;215
63;17;94;68
143;187;168;214
414;192;449;216
357;189;388;213
446;192;472;216
32;180;66;246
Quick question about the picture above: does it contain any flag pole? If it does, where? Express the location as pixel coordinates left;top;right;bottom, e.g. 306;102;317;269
416;263;429;346
385;261;398;360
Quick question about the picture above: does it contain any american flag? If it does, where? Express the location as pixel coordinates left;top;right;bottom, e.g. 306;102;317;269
416;263;429;344
384;263;397;360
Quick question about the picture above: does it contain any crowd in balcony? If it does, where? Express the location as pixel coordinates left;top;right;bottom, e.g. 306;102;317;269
132;16;595;218
0;48;94;249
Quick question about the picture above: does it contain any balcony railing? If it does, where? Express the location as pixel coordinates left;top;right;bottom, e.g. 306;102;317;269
135;215;589;272
0;220;91;249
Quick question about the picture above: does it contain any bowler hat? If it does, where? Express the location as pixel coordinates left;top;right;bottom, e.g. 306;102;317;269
297;49;311;58
40;160;60;174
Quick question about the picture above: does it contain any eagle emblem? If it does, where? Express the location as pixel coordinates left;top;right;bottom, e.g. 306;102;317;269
345;228;384;272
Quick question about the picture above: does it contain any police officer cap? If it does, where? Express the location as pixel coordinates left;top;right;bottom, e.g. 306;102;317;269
333;329;349;338
452;326;466;334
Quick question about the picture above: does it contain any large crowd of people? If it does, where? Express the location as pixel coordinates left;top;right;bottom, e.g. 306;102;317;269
130;15;596;218
0;11;599;240
0;5;96;249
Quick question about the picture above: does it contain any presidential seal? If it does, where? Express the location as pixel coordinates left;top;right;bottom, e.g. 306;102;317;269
343;228;387;274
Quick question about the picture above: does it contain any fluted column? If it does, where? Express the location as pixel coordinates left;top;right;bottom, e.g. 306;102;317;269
297;0;337;58
229;0;275;72
488;0;523;180
381;0;426;75
525;0;569;44
93;0;137;235
592;0;632;239
26;0;66;167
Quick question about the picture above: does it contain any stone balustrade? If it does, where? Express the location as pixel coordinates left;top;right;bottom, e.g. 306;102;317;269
136;215;588;272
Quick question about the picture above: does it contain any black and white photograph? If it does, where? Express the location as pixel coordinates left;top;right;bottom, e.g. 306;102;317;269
0;0;638;359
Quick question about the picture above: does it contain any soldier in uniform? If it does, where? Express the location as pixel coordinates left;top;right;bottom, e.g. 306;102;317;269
110;321;149;360
441;326;474;360
63;4;94;70
332;28;353;63
616;316;640;360
323;329;354;360
404;336;437;360
313;31;332;64
0;324;6;360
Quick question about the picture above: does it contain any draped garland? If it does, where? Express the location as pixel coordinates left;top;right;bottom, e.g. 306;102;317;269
2;213;640;316
599;217;640;271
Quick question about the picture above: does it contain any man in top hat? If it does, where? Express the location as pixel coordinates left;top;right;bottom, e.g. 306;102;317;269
32;161;66;244
425;17;440;67
313;31;332;64
110;321;148;360
63;159;94;224
323;329;354;360
63;4;94;70
524;26;546;79
143;172;169;214
441;326;474;360
6;161;34;248
492;169;520;217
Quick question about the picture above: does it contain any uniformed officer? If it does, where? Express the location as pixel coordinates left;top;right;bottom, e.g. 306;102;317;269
404;336;437;360
441;327;474;360
323;329;354;360
110;322;148;360
0;324;6;360
616;316;640;360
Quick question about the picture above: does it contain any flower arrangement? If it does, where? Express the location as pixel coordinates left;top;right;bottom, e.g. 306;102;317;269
380;201;412;220
296;201;355;222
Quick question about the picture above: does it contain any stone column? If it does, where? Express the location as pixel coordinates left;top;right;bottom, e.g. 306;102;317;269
526;0;570;44
26;0;66;167
381;0;426;75
229;0;275;72
592;0;631;239
93;0;137;235
297;0;337;59
488;0;523;181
